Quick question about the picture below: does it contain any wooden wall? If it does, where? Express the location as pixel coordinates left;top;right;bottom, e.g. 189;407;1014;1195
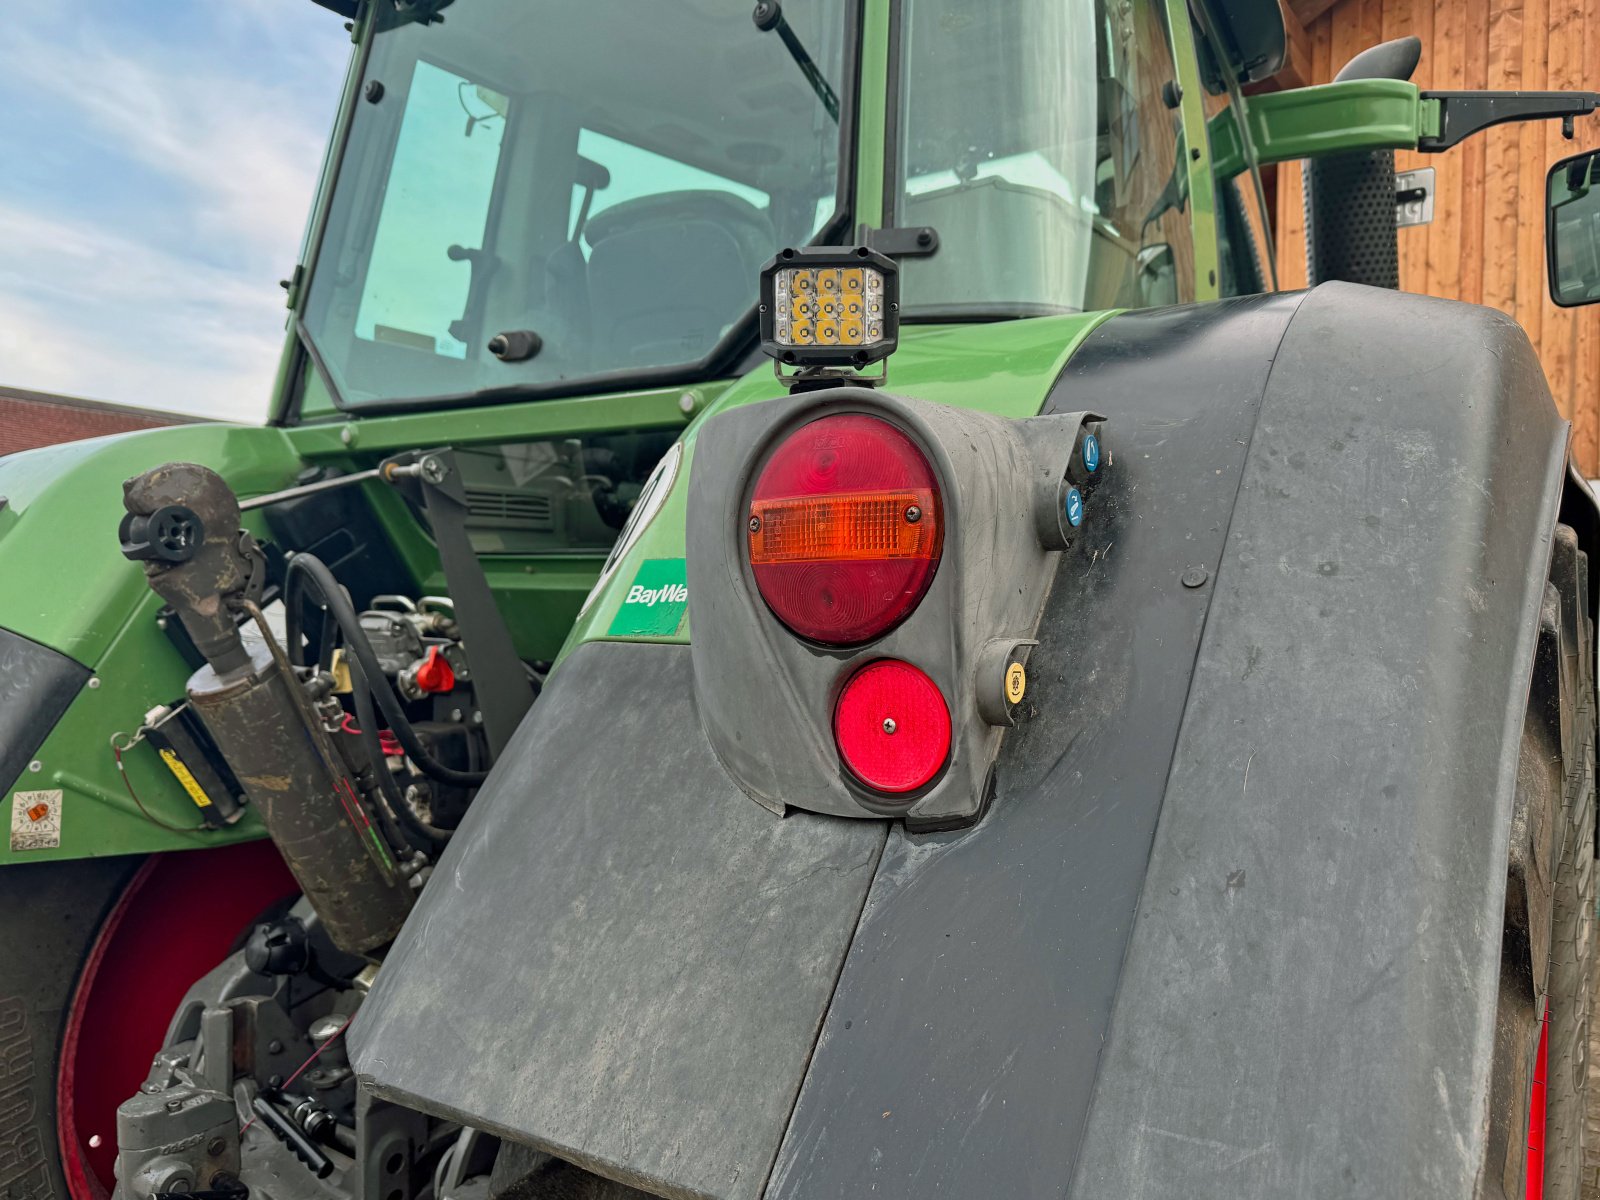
1266;0;1600;473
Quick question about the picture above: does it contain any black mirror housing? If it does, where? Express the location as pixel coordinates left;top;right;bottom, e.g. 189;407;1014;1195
1547;149;1600;307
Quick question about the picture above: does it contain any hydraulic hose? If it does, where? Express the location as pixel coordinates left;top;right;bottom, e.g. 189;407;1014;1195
284;553;489;788
283;572;345;674
349;658;451;853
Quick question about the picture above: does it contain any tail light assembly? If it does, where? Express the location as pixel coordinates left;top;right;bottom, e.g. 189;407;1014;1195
746;413;943;643
687;388;1105;830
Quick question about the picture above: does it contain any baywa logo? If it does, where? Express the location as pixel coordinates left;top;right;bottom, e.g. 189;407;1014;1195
625;582;688;608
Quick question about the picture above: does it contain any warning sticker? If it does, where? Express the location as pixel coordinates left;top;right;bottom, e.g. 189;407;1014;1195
10;790;62;852
159;748;213;808
607;558;689;638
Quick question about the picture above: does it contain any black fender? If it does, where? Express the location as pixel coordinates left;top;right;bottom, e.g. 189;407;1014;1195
1060;285;1569;1198
350;283;1573;1199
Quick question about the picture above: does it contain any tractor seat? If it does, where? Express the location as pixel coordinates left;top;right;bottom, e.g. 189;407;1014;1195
585;190;775;367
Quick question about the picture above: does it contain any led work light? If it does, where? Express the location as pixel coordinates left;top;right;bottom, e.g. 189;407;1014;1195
759;245;899;383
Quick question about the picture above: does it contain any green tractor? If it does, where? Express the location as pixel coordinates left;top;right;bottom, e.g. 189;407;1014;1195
7;1;1600;1197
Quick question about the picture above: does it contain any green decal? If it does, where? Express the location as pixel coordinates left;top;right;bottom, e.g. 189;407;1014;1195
608;559;689;638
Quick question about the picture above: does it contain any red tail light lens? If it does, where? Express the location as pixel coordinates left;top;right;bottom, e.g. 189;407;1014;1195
834;659;951;795
748;413;942;644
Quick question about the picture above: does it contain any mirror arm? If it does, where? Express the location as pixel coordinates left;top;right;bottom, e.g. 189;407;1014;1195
1419;90;1600;152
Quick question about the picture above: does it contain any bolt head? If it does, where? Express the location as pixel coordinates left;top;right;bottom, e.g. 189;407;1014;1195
748;515;762;533
882;718;897;735
88;677;101;689
1181;566;1209;589
679;392;697;414
27;760;40;773
904;505;922;524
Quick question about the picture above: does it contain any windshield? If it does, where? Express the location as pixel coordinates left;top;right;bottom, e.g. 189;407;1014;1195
894;0;1194;315
303;0;848;408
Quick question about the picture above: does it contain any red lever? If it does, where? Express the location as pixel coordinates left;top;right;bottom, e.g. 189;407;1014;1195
413;646;456;694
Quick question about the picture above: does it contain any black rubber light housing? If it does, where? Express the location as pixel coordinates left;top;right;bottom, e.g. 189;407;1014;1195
758;245;900;369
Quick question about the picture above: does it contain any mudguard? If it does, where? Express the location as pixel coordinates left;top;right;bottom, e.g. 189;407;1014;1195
350;283;1572;1199
0;628;88;798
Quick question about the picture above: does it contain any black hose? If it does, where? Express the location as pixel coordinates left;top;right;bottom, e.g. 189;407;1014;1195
349;659;451;853
283;568;342;674
284;569;306;670
285;553;489;787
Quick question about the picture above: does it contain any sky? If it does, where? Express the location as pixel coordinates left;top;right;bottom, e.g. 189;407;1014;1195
0;0;350;422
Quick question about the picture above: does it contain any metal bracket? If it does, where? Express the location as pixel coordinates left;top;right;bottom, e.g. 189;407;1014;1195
858;224;940;258
1395;167;1435;228
1419;90;1600;152
773;359;888;392
381;449;535;760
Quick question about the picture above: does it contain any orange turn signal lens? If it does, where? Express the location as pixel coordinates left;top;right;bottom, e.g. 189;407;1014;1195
748;489;939;566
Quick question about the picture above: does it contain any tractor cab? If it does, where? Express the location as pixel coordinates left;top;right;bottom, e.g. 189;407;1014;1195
289;0;1228;420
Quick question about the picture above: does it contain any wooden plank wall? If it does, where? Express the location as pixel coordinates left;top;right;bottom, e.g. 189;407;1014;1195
1268;0;1600;472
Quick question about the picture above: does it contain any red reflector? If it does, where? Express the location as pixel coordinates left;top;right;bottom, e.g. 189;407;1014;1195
749;413;942;644
834;660;951;795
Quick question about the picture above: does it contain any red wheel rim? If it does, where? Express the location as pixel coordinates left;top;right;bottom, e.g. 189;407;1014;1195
1527;1003;1549;1200
56;840;298;1199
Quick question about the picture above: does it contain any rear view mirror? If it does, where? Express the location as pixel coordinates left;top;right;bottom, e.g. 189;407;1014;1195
1547;150;1600;306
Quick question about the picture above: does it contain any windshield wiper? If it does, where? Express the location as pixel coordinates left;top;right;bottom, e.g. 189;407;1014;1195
753;1;840;123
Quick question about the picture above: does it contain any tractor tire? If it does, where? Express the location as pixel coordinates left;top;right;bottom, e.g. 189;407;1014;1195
1585;941;1600;1199
1541;526;1597;1200
0;854;141;1200
0;841;296;1200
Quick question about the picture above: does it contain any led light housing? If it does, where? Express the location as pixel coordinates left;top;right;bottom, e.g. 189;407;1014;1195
759;246;899;368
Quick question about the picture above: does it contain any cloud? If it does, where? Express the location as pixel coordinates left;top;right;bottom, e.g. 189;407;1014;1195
0;2;345;421
0;203;286;419
2;27;326;264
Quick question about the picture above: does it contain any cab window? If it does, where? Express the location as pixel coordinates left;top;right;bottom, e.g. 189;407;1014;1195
893;0;1196;315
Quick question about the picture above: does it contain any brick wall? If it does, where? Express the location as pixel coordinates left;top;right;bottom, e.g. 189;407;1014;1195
0;388;189;457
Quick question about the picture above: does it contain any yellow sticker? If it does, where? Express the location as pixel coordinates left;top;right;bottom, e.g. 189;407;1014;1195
1004;662;1027;705
159;748;213;808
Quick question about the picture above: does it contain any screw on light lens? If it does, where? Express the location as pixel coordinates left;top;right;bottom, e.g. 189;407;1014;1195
834;659;951;795
1064;486;1084;527
771;267;887;347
